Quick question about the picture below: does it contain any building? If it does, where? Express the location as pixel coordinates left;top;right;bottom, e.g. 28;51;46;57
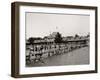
26;32;89;63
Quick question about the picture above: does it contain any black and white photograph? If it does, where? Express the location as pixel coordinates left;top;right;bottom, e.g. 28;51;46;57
11;2;97;77
26;12;90;67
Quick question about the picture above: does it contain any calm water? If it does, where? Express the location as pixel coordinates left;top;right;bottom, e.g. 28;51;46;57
26;47;89;67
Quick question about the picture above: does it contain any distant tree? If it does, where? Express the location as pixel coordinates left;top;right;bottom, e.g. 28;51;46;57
36;37;42;40
75;34;79;38
54;32;62;43
27;37;42;45
44;36;48;39
87;33;90;37
27;37;35;45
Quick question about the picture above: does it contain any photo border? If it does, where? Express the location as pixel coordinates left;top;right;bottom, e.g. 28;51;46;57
11;2;98;78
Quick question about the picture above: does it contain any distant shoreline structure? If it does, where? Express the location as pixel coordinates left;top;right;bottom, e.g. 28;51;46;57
26;32;90;44
26;32;90;66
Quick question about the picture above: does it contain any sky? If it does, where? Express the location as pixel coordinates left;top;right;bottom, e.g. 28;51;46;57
26;12;90;39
